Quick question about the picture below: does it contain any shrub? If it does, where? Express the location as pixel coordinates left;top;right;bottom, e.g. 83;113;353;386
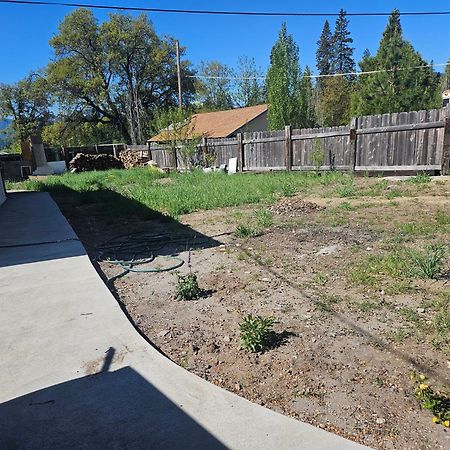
410;372;450;427
175;273;201;301
240;314;276;353
410;244;446;279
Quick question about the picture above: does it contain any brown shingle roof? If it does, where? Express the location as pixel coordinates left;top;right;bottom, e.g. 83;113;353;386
150;104;267;141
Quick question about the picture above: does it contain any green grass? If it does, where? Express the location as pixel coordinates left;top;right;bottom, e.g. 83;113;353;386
8;168;350;218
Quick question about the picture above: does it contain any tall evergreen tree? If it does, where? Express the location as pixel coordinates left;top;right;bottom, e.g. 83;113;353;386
266;23;303;129
300;66;316;127
316;20;334;76
442;59;450;91
351;10;441;115
332;9;355;77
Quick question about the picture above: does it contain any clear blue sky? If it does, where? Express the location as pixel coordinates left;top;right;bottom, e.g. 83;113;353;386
0;0;449;84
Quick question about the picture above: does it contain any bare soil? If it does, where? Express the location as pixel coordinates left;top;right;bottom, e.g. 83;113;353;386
55;177;450;450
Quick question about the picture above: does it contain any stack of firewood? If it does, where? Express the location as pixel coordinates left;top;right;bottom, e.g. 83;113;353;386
119;149;150;169
69;153;124;172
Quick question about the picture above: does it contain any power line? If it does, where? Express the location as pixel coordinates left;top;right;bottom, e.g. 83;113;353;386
2;0;450;17
189;62;450;81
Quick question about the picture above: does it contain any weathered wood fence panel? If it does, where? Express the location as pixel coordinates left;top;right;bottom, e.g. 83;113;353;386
144;105;450;174
355;108;444;171
244;130;285;170
292;125;351;170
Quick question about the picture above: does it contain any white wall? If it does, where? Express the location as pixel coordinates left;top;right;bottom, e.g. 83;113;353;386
235;111;268;135
0;171;6;206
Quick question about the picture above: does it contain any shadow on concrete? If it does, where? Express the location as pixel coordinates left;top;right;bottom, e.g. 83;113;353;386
0;350;228;450
0;188;222;268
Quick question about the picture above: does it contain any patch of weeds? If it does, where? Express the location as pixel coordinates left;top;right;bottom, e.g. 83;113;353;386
350;250;410;289
409;244;446;279
235;224;262;238
407;173;431;184
410;372;450;427
237;251;249;261
312;272;329;286
430;294;450;352
295;386;326;404
386;328;412;343
339;201;353;211
255;208;274;229
435;210;450;226
175;273;201;301
180;354;189;369
357;300;380;313
398;307;421;325
336;183;356;198
239;314;277;353
386;188;403;199
315;293;341;313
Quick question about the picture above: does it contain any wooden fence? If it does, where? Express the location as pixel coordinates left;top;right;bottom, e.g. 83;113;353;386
148;104;450;175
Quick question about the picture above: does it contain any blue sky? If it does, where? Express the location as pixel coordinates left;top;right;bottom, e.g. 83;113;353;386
0;1;449;83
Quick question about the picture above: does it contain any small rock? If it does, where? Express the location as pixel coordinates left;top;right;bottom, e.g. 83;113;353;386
417;308;425;314
376;418;386;425
260;277;271;282
235;383;241;391
157;329;170;338
223;336;231;343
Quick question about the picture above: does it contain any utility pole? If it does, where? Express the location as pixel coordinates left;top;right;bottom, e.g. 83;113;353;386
175;40;182;109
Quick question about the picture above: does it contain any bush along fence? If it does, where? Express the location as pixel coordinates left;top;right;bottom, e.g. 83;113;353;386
149;105;450;175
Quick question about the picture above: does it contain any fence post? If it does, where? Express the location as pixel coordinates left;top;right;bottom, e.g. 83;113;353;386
350;117;358;172
201;137;208;167
442;105;450;175
284;125;292;171
237;133;244;171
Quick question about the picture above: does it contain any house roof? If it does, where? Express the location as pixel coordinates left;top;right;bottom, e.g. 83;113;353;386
150;104;268;141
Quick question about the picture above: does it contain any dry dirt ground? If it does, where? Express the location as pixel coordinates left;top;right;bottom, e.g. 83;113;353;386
56;176;449;450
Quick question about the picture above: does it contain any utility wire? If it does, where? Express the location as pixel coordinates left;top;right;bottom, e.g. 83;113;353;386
189;62;450;81
2;0;450;17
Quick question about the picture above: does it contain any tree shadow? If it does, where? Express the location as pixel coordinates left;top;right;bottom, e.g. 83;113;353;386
0;349;228;449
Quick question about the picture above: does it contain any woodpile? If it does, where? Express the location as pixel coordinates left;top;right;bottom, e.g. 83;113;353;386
119;149;149;169
69;153;124;172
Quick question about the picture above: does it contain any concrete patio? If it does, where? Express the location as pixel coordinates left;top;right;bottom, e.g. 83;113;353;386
0;192;369;449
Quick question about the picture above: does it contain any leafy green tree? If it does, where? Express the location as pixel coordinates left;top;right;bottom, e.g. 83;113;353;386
332;9;355;77
351;10;441;115
42;121;121;147
299;66;317;127
317;77;352;126
316;20;334;76
195;61;235;111
266;23;303;129
47;9;195;144
0;73;52;145
234;56;266;107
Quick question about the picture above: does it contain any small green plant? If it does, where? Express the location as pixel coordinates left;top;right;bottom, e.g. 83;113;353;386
410;372;450;427
409;244;446;279
239;314;276;353
175;273;201;300
255;208;274;229
235;224;262;238
407;173;431;184
311;138;325;173
175;249;201;300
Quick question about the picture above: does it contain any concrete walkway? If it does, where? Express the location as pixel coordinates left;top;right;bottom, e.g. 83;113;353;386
0;192;369;450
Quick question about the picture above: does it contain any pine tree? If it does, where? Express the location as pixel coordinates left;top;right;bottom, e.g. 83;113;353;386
351;10;441;115
299;66;316;127
332;9;355;78
443;59;450;90
316;20;334;76
266;23;303;129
